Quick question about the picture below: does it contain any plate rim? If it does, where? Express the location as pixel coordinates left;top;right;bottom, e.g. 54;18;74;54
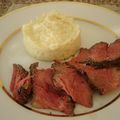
0;1;120;22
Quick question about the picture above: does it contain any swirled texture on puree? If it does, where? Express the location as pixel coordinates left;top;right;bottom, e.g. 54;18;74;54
22;11;80;61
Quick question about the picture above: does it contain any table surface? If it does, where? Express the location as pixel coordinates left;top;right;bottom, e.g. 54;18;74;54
0;0;120;17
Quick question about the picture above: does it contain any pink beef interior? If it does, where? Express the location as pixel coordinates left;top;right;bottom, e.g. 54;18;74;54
52;61;93;107
31;63;74;115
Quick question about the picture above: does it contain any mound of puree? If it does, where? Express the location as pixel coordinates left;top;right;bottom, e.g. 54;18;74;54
22;11;80;61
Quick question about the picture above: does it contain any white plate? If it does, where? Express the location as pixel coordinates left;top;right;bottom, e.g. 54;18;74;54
0;1;120;120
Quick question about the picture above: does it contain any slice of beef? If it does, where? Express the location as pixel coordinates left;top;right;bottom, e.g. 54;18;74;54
73;48;90;63
52;61;93;108
89;39;120;68
10;64;32;104
69;59;120;95
31;63;74;115
90;42;108;62
74;39;120;68
89;39;120;63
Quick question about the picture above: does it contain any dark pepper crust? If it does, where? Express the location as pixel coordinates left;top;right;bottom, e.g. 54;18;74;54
80;57;120;69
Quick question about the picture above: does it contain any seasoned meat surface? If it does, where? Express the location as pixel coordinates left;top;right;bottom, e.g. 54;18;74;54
73;39;120;68
69;58;120;95
10;64;32;104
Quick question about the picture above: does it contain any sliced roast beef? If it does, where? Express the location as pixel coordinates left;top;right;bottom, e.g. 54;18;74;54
74;39;120;68
10;64;32;104
31;63;74;115
52;61;93;108
69;58;120;95
90;42;108;62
